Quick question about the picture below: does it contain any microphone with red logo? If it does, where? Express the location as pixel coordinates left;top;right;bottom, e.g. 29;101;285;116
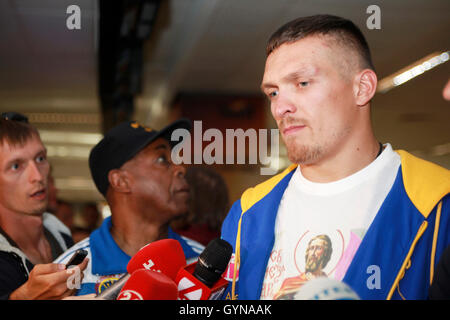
97;239;186;299
116;269;179;300
176;238;232;300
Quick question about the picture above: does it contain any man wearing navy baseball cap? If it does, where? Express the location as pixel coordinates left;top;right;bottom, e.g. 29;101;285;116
55;119;205;296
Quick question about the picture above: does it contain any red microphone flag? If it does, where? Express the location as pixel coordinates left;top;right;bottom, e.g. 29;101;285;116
127;239;186;280
117;269;178;300
176;262;229;300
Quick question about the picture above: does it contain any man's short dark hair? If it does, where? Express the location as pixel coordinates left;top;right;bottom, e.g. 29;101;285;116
266;14;375;71
0;118;40;147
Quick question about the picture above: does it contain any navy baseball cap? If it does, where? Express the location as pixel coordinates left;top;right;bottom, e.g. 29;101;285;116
89;118;191;196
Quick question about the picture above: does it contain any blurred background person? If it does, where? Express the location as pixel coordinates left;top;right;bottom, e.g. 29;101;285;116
79;202;102;233
46;168;58;215
70;202;102;244
53;200;75;231
172;166;230;246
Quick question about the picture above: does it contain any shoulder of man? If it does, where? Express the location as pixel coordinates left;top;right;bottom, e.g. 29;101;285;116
220;164;296;247
0;251;29;300
0;231;31;274
396;150;450;218
43;212;74;250
239;164;297;213
0;233;33;299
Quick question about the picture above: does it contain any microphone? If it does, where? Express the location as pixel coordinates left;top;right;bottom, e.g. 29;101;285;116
176;238;232;300
97;239;186;299
276;277;360;300
116;269;178;300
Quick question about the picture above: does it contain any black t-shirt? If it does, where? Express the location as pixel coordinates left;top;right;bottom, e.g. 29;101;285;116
0;251;32;300
0;227;74;300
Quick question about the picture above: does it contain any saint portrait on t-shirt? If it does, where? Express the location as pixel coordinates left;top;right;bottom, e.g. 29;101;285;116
274;234;333;299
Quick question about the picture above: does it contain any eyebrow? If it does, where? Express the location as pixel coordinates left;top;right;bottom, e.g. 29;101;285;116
3;147;46;170
260;66;318;92
154;143;169;151
4;156;23;170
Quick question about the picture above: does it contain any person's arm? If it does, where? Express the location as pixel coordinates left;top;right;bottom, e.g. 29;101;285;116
9;258;88;300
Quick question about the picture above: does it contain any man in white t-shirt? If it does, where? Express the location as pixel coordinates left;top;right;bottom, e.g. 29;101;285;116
220;15;450;300
261;142;400;299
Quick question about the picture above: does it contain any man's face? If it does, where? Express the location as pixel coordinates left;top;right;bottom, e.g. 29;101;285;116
121;137;190;222
261;36;359;165
305;238;327;273
0;135;49;216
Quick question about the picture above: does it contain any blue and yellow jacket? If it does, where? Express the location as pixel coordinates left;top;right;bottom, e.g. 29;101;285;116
220;150;450;300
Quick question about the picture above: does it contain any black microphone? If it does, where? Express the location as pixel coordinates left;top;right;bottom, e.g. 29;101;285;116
194;238;233;287
176;238;233;300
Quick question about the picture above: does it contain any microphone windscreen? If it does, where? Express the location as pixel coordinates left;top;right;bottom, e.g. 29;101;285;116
277;277;360;300
194;238;233;287
127;239;186;280
117;269;178;300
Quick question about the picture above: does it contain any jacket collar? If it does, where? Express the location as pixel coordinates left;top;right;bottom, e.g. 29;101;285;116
236;167;296;299
396;150;450;218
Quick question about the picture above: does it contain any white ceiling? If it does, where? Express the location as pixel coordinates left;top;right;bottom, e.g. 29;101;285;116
0;0;449;202
0;0;99;114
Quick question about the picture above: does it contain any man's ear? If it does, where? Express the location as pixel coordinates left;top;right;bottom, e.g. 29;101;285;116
108;169;132;194
354;69;377;107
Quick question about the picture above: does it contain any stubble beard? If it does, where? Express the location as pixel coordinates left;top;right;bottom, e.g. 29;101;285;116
282;124;351;165
32;203;47;215
26;200;48;216
279;116;324;165
284;135;324;165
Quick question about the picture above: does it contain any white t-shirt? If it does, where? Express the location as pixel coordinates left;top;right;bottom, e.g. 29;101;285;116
260;143;401;300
